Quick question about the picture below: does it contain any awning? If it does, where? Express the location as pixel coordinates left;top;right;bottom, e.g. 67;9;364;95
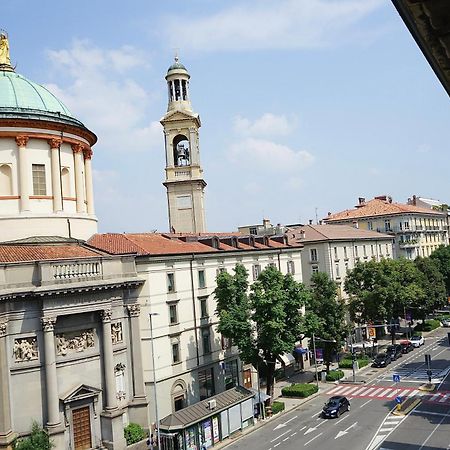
248;388;271;404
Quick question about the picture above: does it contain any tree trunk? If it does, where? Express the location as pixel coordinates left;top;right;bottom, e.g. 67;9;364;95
265;360;276;406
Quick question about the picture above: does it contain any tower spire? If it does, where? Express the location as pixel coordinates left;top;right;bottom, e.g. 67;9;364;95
0;31;14;72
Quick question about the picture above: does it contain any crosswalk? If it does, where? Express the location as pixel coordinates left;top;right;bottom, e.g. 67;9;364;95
326;384;450;405
380;366;448;382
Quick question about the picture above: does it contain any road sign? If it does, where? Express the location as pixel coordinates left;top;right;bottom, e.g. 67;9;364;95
393;374;400;383
395;396;403;404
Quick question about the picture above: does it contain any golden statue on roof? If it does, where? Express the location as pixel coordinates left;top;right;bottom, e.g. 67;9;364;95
0;31;12;68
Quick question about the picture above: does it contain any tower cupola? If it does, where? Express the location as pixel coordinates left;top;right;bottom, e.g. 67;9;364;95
165;56;192;112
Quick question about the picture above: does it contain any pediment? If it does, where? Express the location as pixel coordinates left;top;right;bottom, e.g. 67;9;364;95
61;384;102;404
161;110;201;126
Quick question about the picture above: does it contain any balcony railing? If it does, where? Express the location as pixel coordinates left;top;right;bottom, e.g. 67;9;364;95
52;262;102;280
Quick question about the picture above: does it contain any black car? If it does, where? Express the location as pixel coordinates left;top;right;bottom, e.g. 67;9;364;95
372;353;391;367
322;396;350;418
386;344;403;361
400;340;414;354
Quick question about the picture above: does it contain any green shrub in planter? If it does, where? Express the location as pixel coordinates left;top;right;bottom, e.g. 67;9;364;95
281;383;319;398
124;423;146;445
272;401;285;414
338;359;353;369
415;319;441;332
326;370;344;382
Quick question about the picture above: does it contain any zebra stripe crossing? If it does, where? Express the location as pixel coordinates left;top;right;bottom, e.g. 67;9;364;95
327;384;450;405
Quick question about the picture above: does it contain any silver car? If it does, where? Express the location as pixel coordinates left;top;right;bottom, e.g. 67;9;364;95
410;335;424;347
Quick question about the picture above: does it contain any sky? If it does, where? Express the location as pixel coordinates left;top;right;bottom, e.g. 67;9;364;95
2;0;450;233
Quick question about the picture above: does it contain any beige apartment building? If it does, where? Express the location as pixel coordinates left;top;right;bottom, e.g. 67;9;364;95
324;196;448;259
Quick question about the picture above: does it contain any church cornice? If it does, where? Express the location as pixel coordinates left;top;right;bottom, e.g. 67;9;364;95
160;110;201;127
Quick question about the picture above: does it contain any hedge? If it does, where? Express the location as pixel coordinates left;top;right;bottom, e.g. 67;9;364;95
272;401;285;415
338;358;369;369
326;369;344;382
414;319;441;332
124;423;146;446
281;383;319;398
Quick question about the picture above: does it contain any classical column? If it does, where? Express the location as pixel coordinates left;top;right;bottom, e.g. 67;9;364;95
83;148;95;215
16;136;30;212
41;317;60;427
0;322;15;446
127;304;146;400
71;143;86;213
48;139;63;212
101;310;117;411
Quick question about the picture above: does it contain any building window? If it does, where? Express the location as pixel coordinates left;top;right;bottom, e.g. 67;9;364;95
310;248;318;262
343;246;348;259
198;270;206;288
367;221;373;231
249;227;257;235
363;245;367;257
199;368;215;400
384;220;391;232
224;360;239;390
404;221;410;230
202;328;211;354
172;342;180;364
385;243;389;254
371;244;374;255
379;244;382;255
200;297;208;318
169;304;178;325
32;164;46;195
335;264;340;278
345;262;349;273
287;260;295;275
354;246;359;257
312;265;319;274
252;264;261;281
334;247;338;259
167;273;175;293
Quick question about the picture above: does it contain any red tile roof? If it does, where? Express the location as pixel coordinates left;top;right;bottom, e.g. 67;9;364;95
325;198;444;222
0;245;103;263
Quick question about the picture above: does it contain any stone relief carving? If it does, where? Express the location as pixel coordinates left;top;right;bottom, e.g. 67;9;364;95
115;363;126;401
14;337;38;362
56;329;95;356
111;322;123;345
0;322;6;337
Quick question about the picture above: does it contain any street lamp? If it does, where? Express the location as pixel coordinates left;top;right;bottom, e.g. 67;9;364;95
149;312;161;449
311;333;337;387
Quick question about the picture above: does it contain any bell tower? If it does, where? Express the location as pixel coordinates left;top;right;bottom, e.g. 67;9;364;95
161;57;207;233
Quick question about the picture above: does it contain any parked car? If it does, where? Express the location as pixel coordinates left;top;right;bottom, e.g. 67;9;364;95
400;340;414;353
372;353;392;367
410;335;425;347
442;318;450;328
386;344;403;360
322;396;350;418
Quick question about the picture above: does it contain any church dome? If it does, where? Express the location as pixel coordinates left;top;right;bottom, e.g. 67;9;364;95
167;58;187;73
0;70;86;127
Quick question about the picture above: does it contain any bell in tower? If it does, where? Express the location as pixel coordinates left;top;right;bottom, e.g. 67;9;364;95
161;57;207;234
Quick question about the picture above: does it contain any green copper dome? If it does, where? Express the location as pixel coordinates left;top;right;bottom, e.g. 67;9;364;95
0;70;73;116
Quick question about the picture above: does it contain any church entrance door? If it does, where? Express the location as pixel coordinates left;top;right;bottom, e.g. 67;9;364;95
72;405;92;450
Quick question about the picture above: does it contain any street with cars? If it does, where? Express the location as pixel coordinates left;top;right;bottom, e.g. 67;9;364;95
225;328;450;450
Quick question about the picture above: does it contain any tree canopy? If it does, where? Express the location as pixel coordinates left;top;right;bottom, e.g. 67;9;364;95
430;245;450;297
215;264;309;401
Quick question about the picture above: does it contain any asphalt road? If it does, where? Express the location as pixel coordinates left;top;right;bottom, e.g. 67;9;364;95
226;328;450;450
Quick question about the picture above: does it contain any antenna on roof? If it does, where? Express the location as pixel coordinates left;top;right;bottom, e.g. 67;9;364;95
315;207;318;224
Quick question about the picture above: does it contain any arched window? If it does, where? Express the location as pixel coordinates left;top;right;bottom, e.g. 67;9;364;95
173;135;190;167
171;380;187;412
61;167;70;197
0;164;12;195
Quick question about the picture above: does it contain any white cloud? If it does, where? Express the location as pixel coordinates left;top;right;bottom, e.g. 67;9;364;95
166;0;383;51
229;138;314;172
233;113;296;137
45;40;160;153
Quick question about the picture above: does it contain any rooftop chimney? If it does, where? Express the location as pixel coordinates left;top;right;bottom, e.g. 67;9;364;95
309;219;313;225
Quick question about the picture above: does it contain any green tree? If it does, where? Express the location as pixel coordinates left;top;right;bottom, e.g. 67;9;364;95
215;264;309;402
414;257;447;319
303;272;349;372
14;422;54;450
344;258;425;344
430;245;450;296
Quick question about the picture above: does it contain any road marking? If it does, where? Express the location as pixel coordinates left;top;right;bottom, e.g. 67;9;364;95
360;399;372;408
328;385;347;395
310;410;322;418
270;429;291;443
407;389;419;397
412;410;450;418
377;388;392;397
291;432;297;436
379;428;395;433
352;386;369;396
438;393;450;403
418;409;450;450
430;392;441;401
274;443;280;448
282;437;289;442
335;421;357;439
338;386;358;395
386;390;397;398
300;426;306;431
368;388;384;397
335;415;349;425
304;433;323;446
